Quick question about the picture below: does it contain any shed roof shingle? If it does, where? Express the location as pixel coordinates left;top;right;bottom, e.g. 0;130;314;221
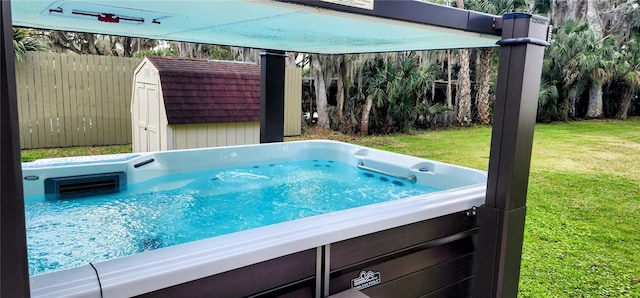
145;56;260;125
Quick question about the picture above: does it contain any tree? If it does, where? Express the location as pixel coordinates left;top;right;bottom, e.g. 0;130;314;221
455;0;472;126
583;0;606;118
475;47;493;125
541;21;599;120
336;54;356;122
359;56;389;135
467;0;529;125
44;30;157;57
13;28;47;62
536;79;559;122
585;35;617;118
548;0;638;119
614;35;640;120
356;53;440;134
310;54;330;128
111;36;157;57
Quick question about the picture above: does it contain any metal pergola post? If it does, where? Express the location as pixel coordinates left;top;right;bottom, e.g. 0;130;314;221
473;13;549;297
260;50;286;143
1;1;31;297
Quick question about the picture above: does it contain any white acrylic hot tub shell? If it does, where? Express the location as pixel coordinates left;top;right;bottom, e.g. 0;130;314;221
23;140;486;297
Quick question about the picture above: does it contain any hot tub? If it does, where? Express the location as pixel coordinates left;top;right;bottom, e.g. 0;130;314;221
23;140;486;297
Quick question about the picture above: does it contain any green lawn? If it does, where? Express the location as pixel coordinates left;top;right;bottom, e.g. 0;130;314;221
21;118;640;297
293;119;640;297
21;144;132;162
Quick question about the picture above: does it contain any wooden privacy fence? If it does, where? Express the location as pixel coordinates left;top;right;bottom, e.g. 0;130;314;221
284;67;302;137
16;52;140;149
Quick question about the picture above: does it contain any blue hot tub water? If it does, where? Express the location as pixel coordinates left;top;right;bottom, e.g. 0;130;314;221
25;159;442;276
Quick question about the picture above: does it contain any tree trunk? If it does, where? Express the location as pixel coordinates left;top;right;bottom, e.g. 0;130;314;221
446;49;453;125
361;95;374;135
454;0;471;126
616;89;634;120
242;48;250;62
585;81;603;118
568;89;578;119
586;0;604;118
285;52;297;68
178;42;197;58
122;37;134;57
81;34;98;55
457;48;472;126
476;48;493;125
311;54;330;128
337;55;346;121
551;0;586;27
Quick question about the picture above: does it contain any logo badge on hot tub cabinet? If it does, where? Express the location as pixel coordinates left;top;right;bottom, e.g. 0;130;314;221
350;270;381;290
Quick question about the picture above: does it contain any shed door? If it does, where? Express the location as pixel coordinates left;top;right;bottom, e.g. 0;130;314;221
137;83;160;152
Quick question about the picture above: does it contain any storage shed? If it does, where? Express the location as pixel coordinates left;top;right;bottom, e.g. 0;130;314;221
131;56;263;152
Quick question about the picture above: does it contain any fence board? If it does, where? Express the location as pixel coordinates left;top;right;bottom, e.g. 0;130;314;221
102;56;113;145
31;53;44;147
26;53;39;148
69;54;79;146
114;57;123;144
125;58;136;144
76;54;87;146
77;55;92;145
114;57;123;143
53;53;66;146
107;56;117;145
45;52;60;147
40;53;52;147
284;67;302;136
16;54;29;148
120;58;130;143
59;54;73;146
86;55;97;146
16;52;141;149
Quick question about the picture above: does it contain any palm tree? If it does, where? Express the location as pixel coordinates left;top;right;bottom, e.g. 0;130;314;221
357;53;440;134
359;57;389;135
467;0;529;125
13;28;47;62
585;35;617;119
536;79;559;122
615;35;640;120
582;0;609;119
456;48;472;126
542;21;598;120
474;47;493;125
455;0;473;126
387;53;438;132
336;54;357;123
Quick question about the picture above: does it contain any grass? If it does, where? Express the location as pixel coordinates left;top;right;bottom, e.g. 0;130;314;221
292;119;640;297
21;118;640;297
21;144;132;162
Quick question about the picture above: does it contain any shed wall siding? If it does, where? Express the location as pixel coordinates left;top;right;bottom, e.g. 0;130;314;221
158;86;169;152
284;67;302;136
172;122;259;149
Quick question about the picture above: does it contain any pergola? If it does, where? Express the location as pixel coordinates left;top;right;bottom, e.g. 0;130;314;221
1;0;549;297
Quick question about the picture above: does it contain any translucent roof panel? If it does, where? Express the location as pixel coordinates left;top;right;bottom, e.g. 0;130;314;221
11;0;501;54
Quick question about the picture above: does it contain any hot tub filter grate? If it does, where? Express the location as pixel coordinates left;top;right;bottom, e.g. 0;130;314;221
44;172;126;200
